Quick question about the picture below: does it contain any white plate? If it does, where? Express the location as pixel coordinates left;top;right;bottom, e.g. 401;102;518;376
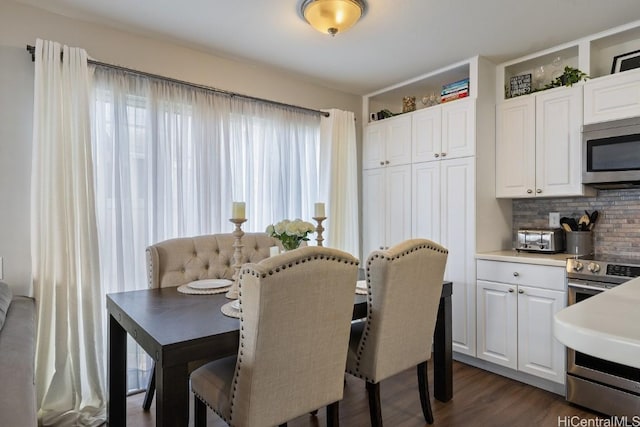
231;300;240;310
187;279;233;290
356;280;367;290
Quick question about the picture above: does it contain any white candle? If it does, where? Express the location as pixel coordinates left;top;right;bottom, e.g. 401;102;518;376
232;202;246;220
314;202;325;218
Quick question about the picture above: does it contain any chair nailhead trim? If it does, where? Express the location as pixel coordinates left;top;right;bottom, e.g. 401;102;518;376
353;240;447;377
225;249;359;418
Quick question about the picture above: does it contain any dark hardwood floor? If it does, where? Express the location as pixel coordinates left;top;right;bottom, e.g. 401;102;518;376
126;361;601;426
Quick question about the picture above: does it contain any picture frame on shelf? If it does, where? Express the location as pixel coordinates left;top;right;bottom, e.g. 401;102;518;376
611;49;640;74
509;73;532;98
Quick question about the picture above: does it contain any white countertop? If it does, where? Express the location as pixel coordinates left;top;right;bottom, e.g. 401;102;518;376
476;250;572;267
554;277;640;369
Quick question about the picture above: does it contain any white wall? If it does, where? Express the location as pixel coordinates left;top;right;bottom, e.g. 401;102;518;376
0;0;362;296
0;45;34;296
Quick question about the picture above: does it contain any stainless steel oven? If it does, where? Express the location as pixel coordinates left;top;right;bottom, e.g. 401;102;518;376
566;257;640;417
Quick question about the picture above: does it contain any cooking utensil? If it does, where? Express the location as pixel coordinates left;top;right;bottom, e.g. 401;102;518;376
578;214;590;231
589;210;599;230
560;217;577;232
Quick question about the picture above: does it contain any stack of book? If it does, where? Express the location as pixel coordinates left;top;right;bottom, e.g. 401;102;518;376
440;78;469;103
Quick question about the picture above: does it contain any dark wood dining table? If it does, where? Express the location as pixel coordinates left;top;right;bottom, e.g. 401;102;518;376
107;281;453;426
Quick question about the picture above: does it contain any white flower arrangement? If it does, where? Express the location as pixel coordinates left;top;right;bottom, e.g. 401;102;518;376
266;219;316;251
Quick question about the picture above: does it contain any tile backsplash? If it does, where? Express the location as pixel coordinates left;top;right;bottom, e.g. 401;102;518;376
512;188;640;258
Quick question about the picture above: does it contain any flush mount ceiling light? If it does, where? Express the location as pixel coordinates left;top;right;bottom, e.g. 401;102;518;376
300;0;366;36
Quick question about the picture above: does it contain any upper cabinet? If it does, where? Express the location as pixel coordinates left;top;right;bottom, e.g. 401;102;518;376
583;22;640;123
412;98;475;163
496;86;595;198
495;20;640;198
583;69;640;124
363;114;412;170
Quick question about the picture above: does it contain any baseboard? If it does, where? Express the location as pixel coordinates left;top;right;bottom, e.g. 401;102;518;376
453;352;566;396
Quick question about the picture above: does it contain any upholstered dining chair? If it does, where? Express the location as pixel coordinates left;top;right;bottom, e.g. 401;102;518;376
346;239;448;426
142;232;281;411
190;246;359;427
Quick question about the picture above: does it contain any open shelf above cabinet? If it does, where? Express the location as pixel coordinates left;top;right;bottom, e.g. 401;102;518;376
590;24;640;77
497;19;640;102
502;45;579;99
364;59;472;123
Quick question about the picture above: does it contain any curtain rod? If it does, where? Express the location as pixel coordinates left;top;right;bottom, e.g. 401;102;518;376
26;45;330;118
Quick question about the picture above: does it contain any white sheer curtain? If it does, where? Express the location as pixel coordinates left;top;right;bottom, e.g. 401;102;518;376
31;37;340;424
91;67;322;389
229;99;320;228
319;109;359;257
31;39;106;426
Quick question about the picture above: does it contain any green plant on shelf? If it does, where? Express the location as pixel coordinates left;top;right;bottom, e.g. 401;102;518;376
539;66;589;91
545;66;589;89
511;66;590;98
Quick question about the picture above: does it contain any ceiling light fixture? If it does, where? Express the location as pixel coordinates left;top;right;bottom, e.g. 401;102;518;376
300;0;366;36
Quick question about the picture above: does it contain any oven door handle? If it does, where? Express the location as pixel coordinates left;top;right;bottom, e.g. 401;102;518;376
568;282;608;293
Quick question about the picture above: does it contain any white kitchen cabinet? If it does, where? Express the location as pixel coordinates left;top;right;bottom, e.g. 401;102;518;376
517;285;565;383
412;98;475;163
363;56;505;361
584;69;640;124
363;115;412;170
477;280;517;368
496;86;593;198
362;164;411;258
442;99;476;159
362;114;412;257
411;162;440;241
495;96;535;197
476;260;566;384
535;87;584;197
414;157;476;356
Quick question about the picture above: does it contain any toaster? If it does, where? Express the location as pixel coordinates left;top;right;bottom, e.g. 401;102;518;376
516;228;565;253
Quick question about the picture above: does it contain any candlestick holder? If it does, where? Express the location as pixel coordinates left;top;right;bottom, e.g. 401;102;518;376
313;216;326;247
226;218;247;299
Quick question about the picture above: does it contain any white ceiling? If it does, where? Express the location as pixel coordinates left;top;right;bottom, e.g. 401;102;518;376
15;0;640;95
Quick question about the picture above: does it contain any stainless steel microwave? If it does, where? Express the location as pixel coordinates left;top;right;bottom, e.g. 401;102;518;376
582;116;640;189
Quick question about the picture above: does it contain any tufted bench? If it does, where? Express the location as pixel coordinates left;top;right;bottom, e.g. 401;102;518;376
146;232;282;288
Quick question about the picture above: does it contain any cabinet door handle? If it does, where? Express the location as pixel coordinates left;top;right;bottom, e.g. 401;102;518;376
527;189;533;194
441;152;447;157
536;188;542;194
508;288;514;293
385;160;390;165
518;289;524;294
434;153;440;158
380;161;384;166
379;246;384;250
513;272;519;277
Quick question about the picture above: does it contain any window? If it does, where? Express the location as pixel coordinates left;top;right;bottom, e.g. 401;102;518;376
91;67;321;391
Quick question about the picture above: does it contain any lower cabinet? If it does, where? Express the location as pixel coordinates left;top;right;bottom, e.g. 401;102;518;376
476;260;566;384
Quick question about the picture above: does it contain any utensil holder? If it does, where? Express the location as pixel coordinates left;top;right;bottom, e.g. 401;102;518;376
566;231;593;256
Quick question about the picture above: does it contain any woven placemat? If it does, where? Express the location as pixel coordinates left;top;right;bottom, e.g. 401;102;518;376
355;280;368;295
177;284;231;295
221;300;240;319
